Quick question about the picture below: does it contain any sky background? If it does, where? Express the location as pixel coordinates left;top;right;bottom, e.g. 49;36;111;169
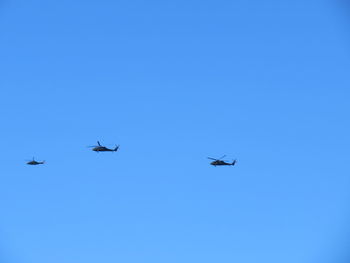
1;0;350;262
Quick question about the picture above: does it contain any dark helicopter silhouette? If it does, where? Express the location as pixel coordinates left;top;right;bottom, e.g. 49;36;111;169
88;141;119;152
26;157;45;165
208;155;237;166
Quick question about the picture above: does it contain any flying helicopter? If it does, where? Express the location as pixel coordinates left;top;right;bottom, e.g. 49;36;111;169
208;155;237;166
26;157;45;165
88;141;119;152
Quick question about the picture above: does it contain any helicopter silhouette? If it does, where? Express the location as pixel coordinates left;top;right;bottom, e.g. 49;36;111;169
88;141;119;152
26;157;45;165
208;155;237;166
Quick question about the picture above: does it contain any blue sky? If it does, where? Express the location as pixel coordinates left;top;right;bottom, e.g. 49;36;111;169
1;0;350;262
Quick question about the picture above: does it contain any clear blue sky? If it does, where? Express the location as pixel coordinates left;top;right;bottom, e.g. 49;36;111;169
1;0;350;262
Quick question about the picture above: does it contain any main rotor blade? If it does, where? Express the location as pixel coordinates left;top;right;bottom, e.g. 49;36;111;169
219;155;226;160
208;157;217;160
97;141;101;146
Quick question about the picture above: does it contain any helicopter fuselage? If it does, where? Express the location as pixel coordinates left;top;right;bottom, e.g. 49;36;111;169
27;161;44;165
210;160;236;166
92;146;116;152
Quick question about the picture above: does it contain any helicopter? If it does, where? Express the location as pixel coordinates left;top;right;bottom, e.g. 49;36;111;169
208;155;237;166
89;141;119;152
26;157;45;165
